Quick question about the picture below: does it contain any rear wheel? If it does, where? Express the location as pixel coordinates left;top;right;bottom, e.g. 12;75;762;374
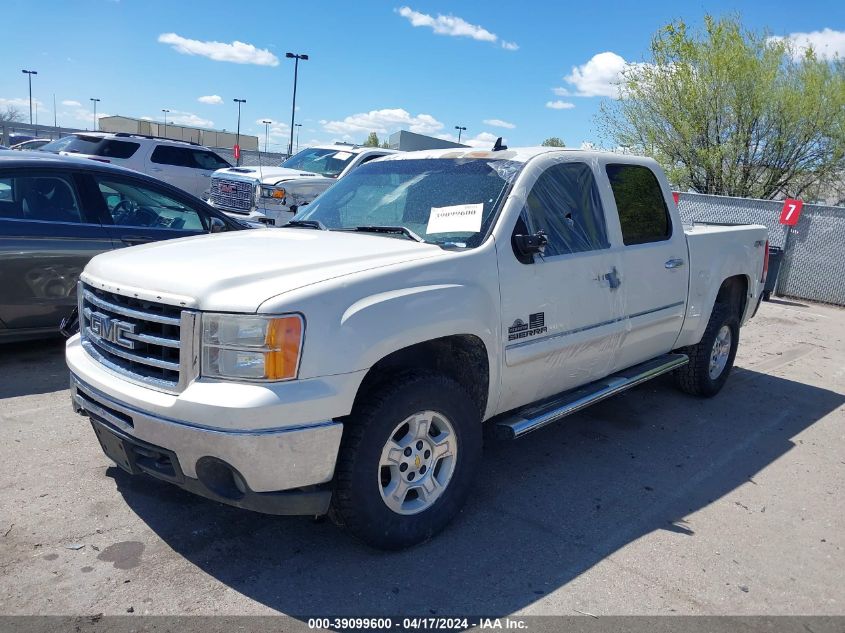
332;372;481;550
674;303;739;397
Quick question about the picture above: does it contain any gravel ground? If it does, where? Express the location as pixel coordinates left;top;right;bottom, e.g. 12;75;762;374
0;298;843;618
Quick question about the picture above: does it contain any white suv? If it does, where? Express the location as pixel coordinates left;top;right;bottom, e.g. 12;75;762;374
39;133;232;200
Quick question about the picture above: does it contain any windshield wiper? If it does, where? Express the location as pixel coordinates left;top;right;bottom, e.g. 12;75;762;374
351;225;424;242
284;219;327;230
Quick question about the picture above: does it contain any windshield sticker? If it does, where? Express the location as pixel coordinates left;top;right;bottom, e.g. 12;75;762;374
332;151;353;161
426;203;484;234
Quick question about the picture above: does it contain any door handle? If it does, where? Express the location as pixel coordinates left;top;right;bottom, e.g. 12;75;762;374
604;267;621;289
150;167;163;172
665;258;685;269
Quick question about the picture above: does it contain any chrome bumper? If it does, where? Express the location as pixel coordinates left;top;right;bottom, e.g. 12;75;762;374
70;374;343;514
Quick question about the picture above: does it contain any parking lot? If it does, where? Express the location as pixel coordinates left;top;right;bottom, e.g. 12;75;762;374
0;299;843;617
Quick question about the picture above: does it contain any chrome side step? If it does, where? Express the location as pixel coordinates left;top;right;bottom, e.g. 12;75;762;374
495;353;689;439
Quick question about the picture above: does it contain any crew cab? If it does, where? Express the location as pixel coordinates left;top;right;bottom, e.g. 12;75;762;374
66;147;769;549
207;144;396;225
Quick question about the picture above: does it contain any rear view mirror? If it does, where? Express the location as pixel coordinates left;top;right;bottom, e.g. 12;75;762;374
209;217;226;233
513;230;548;257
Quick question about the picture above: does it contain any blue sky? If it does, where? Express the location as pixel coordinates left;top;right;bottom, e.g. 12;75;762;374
1;0;843;151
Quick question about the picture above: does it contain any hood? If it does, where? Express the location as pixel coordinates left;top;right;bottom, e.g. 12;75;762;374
82;229;446;312
213;166;328;185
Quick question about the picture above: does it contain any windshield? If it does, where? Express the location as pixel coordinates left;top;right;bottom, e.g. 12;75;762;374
40;135;103;154
295;158;519;248
280;147;358;178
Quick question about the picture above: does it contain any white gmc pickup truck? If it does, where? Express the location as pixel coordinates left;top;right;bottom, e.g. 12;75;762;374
66;146;769;549
207;144;396;226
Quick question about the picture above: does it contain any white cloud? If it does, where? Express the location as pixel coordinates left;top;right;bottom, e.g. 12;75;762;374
198;95;223;105
396;6;517;50
563;51;631;97
140;116;154;121
157;33;279;66
436;130;501;148
61;99;81;107
59;107;111;128
769;28;845;61
546;100;575;110
321;108;443;138
167;110;214;128
551;86;572;97
0;97;43;109
483;118;516;129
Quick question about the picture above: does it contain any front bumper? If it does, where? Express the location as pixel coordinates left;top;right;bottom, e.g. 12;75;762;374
214;204;296;226
71;375;341;515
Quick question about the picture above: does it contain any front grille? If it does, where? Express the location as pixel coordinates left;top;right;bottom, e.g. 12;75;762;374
209;177;254;213
80;283;187;391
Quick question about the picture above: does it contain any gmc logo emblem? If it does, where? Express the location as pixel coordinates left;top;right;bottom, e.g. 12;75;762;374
85;309;136;349
219;183;236;194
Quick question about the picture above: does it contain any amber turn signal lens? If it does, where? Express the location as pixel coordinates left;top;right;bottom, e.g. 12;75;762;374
264;316;303;380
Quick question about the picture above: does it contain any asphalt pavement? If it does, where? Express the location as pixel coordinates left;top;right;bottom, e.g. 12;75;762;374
0;299;843;618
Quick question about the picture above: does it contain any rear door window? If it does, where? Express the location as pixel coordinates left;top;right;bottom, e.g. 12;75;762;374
150;145;193;168
0;174;83;223
97;140;140;159
606;164;671;245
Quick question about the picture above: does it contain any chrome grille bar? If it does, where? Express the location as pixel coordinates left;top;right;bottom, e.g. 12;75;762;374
79;282;196;394
82;289;181;325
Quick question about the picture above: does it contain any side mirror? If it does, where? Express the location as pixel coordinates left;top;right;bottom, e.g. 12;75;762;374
513;230;548;258
209;217;226;233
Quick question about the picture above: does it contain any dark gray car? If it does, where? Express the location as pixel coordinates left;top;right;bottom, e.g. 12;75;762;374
0;151;246;343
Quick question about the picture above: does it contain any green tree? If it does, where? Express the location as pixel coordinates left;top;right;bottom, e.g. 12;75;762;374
599;15;845;199
364;131;380;147
541;137;566;147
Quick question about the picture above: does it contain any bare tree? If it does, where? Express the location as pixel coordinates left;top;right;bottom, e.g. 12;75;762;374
0;105;24;123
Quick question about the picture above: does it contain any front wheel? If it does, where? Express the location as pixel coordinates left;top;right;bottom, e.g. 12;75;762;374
331;372;482;550
674;303;739;397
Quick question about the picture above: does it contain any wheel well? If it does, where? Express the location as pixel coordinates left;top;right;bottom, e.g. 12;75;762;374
354;335;489;416
715;275;748;319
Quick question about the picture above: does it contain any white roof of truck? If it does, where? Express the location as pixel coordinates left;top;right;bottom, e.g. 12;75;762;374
379;146;650;165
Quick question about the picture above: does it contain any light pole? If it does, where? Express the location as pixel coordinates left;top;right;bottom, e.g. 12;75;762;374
90;98;100;131
454;125;466;143
285;52;308;156
162;109;170;137
262;119;272;152
21;70;37;124
294;123;302;152
233;98;246;165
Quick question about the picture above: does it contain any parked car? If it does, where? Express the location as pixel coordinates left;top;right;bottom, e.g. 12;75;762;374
38;133;232;199
0;152;246;343
207;143;396;225
67;146;768;549
10;139;51;151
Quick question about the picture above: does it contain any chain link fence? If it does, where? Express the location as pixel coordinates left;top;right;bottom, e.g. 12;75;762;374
676;192;845;306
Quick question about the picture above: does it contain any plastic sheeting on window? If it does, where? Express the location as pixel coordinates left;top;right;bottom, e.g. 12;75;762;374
521;161;609;257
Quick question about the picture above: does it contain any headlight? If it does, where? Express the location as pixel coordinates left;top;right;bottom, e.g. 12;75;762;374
201;313;303;381
260;185;286;200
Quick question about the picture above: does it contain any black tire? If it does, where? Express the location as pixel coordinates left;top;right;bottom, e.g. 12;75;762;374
332;371;482;550
762;290;772;302
673;303;739;397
